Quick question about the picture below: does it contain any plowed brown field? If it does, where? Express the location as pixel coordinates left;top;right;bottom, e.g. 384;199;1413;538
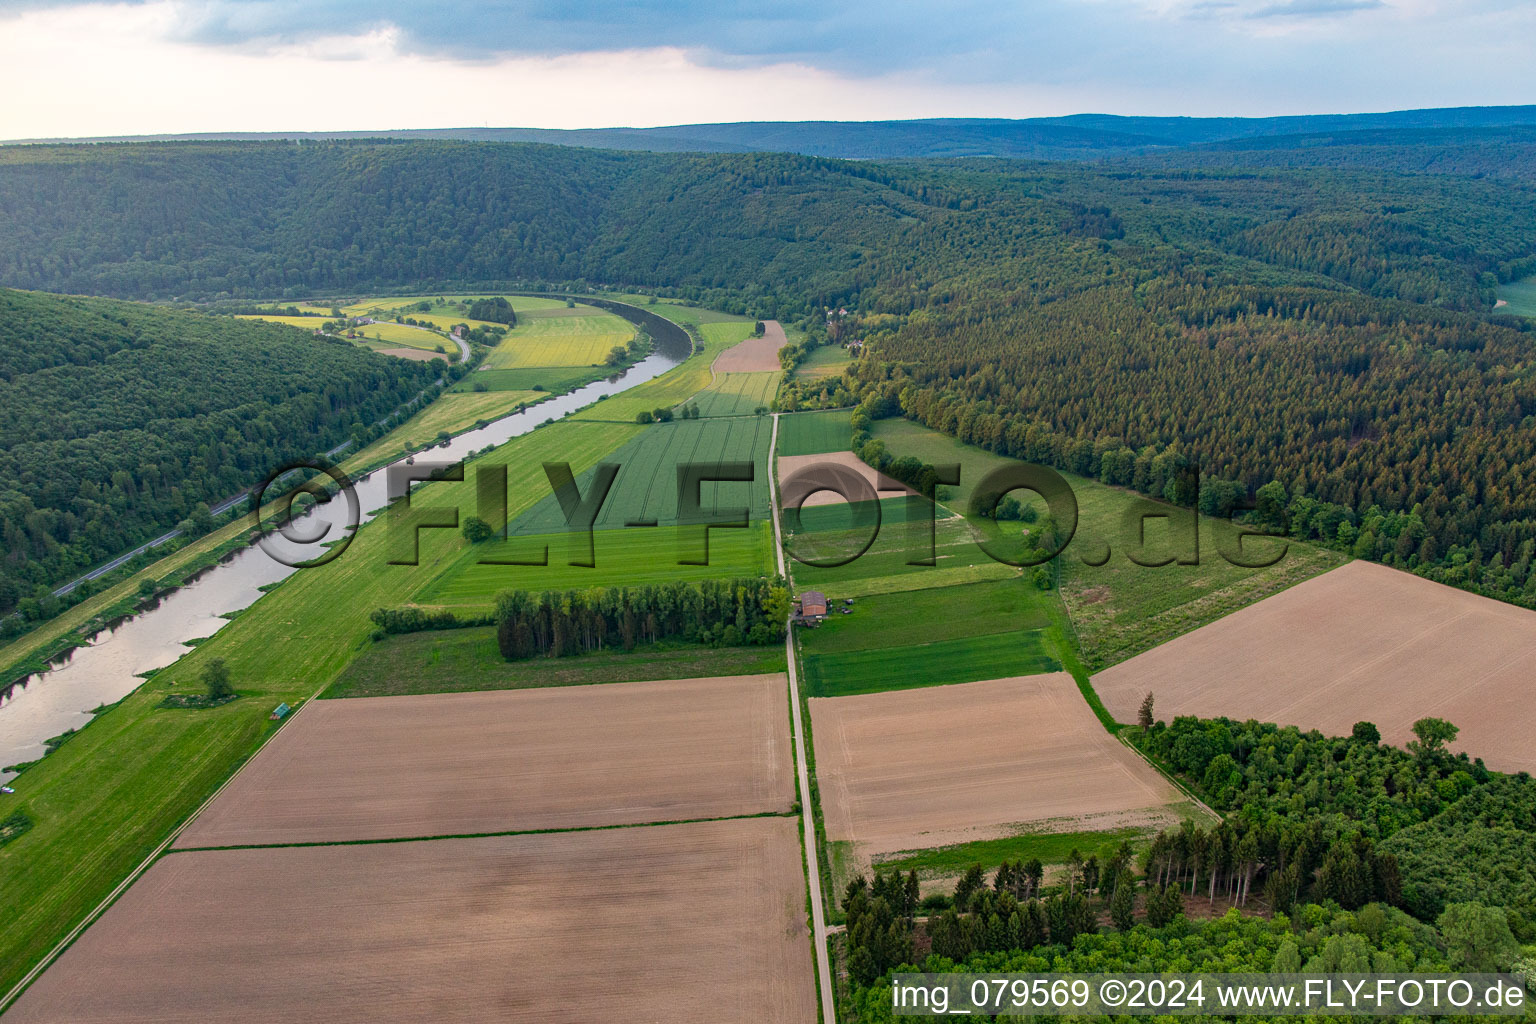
1092;560;1536;772
176;674;793;847
776;450;919;509
810;674;1189;857
712;320;788;373
7;818;816;1024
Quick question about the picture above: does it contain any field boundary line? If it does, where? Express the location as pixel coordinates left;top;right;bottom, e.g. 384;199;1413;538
170;809;798;853
1115;731;1221;822
0;683;331;1016
770;412;836;1024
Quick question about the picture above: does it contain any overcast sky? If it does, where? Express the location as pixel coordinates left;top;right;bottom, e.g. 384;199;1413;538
1;0;1533;138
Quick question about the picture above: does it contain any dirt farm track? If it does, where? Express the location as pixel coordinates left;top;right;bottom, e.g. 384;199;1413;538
810;674;1192;859
1092;560;1536;773
176;674;794;847
5;818;817;1024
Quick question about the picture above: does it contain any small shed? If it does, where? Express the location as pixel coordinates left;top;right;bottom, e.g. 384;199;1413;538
800;591;828;617
269;703;292;721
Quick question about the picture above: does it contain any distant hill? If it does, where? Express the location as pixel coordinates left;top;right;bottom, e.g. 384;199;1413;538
10;105;1536;162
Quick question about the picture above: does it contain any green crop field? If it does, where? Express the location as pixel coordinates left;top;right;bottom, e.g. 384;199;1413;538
452;366;609;394
776;408;853;456
509;415;775;534
692;371;781;417
417;521;775;610
869;417;1346;671
796;578;1050;656
484;307;633;369
1497;276;1536;318
323;627;787;699
800;629;1059;698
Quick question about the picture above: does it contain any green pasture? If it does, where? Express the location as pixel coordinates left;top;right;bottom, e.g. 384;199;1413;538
323;627;786;699
776;408;853;456
786;502;998;594
417;521;775;610
795;344;852;380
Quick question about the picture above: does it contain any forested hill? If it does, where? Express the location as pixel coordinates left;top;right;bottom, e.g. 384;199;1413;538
4;140;1536;606
3;140;1535;306
0;289;437;615
10;104;1536;161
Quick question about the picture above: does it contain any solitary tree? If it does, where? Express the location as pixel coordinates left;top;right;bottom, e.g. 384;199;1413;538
202;658;234;701
1138;691;1156;731
1408;717;1459;759
461;517;494;543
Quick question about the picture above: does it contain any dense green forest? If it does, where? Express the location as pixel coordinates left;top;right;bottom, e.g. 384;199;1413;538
0;288;438;616
841;715;1536;1014
3;138;1536;606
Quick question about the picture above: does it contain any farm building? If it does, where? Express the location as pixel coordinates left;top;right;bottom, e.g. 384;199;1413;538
799;591;827;617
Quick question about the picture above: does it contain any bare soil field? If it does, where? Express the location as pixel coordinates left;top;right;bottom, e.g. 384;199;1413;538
176;674;793;847
1092;560;1536;773
777;449;919;509
810;674;1190;858
711;319;788;373
7;818;816;1024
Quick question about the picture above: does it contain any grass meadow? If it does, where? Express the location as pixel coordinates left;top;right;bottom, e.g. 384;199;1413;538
874;827;1149;879
796;578;1048;655
322;627;786;699
794;344;852;381
1497;276;1536;318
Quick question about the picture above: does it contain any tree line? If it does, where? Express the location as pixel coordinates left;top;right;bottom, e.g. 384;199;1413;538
493;577;790;659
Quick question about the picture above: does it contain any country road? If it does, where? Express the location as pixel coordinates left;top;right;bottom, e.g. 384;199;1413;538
768;412;838;1024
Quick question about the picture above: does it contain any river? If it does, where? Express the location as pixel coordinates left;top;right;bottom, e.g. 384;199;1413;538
0;305;691;781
